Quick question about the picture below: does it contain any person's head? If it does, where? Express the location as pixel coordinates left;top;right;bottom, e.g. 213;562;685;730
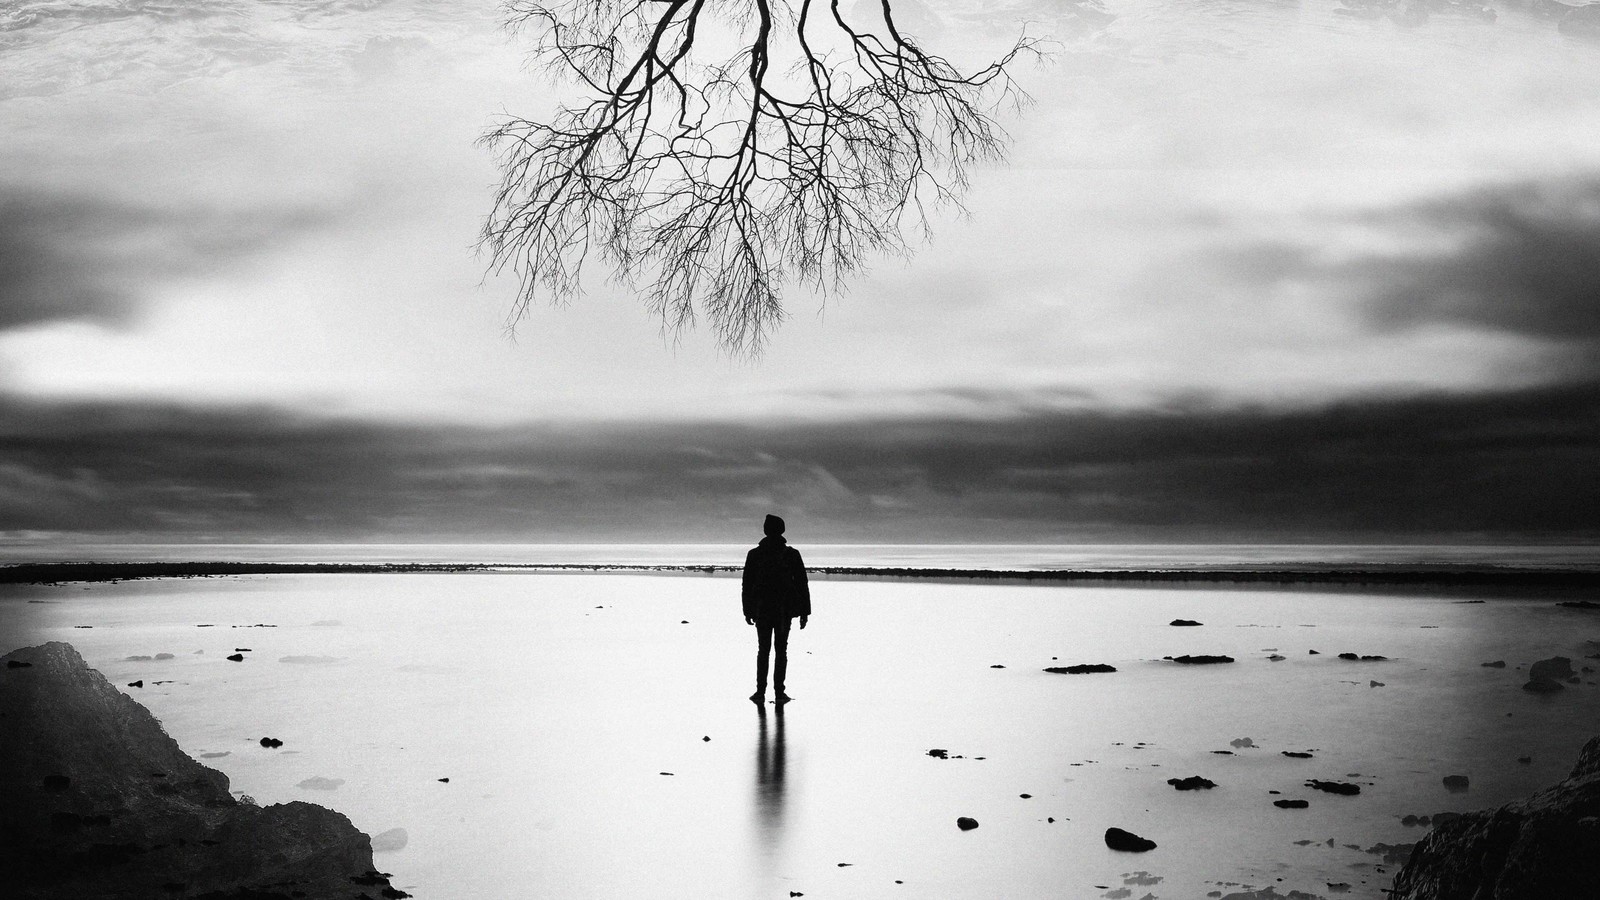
763;514;785;537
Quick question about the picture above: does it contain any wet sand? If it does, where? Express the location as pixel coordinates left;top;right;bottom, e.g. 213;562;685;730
4;572;1599;899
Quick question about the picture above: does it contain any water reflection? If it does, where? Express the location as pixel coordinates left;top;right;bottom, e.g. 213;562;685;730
753;702;787;860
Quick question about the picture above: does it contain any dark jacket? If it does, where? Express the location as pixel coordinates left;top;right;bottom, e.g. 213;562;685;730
742;535;810;621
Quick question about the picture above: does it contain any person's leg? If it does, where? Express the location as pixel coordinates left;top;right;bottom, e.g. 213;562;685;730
754;621;774;699
772;616;791;699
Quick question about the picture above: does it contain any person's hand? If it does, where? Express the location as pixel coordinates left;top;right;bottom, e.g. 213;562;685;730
799;616;808;629
745;616;754;626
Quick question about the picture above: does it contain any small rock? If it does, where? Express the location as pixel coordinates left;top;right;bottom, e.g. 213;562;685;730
1481;660;1507;668
1170;619;1203;627
125;655;153;662
1167;776;1216;790
297;776;345;791
1306;779;1360;795
927;749;949;759
226;654;244;662
1337;653;1388;661
155;653;174;660
127;680;143;688
1309;650;1320;655
1274;799;1309;809
1230;738;1256;749
1104;827;1157;852
1283;751;1313;759
1165;655;1234;665
234;648;252;652
1268;655;1286;661
702;736;711;742
1020;793;1032;798
1044;664;1117;674
1442;775;1470;791
1370;680;1385;687
1529;656;1574;682
438;777;450;782
956;816;979;830
259;737;283;748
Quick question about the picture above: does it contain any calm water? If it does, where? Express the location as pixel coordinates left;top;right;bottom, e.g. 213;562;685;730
4;542;1598;571
5;572;1600;900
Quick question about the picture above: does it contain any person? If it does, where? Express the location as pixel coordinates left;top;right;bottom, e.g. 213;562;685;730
742;514;810;703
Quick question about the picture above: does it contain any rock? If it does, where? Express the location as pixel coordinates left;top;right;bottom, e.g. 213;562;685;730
437;777;450;783
1371;680;1385;687
1523;678;1565;694
703;736;711;742
297;776;346;791
1044;664;1117;674
154;653;174;660
1170;619;1203;627
226;654;244;662
1231;738;1256;748
1306;780;1361;795
1557;599;1600;609
371;827;408;852
1167;776;1216;790
127;680;143;688
1165;655;1235;665
1530;657;1574;682
1283;751;1313;759
928;749;950;759
956;816;979;830
1482;660;1507;668
1309;650;1320;655
0;642;401;900
1442;775;1470;791
1338;653;1388;661
259;737;283;748
1020;793;1032;798
125;656;153;662
1274;799;1309;809
1392;734;1600;898
1105;827;1157;852
1268;655;1286;661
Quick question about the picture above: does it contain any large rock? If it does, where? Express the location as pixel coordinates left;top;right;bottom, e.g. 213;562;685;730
1389;734;1600;899
0;642;406;899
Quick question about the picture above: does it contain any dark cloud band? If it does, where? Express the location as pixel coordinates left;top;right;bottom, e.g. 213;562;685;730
2;383;1596;545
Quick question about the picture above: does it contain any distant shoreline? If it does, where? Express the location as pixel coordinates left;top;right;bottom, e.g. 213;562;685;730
5;560;1600;591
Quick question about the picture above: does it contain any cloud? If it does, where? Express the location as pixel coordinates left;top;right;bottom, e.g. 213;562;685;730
1359;179;1600;343
1209;176;1600;377
0;190;330;330
2;383;1596;546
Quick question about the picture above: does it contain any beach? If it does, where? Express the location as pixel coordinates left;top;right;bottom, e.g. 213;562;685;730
5;567;1599;899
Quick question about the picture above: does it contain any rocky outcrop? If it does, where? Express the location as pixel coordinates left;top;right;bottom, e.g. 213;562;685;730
1389;734;1600;899
0;642;406;899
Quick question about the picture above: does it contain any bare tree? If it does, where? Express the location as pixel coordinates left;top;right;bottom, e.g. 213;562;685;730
480;0;1041;355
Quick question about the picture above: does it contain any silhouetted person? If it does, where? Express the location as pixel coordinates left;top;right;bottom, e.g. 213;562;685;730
742;514;809;703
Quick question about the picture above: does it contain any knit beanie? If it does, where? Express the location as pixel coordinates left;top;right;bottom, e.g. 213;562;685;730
763;514;785;536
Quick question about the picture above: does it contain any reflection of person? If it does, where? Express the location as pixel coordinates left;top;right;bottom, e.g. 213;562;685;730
742;514;810;703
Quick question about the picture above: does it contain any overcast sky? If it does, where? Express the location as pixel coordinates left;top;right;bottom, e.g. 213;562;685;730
3;0;1599;547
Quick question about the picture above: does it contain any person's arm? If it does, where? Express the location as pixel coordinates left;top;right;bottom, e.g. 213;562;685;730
791;548;810;628
742;550;756;625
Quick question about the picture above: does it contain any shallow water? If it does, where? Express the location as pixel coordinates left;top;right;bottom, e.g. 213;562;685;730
5;573;1600;899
